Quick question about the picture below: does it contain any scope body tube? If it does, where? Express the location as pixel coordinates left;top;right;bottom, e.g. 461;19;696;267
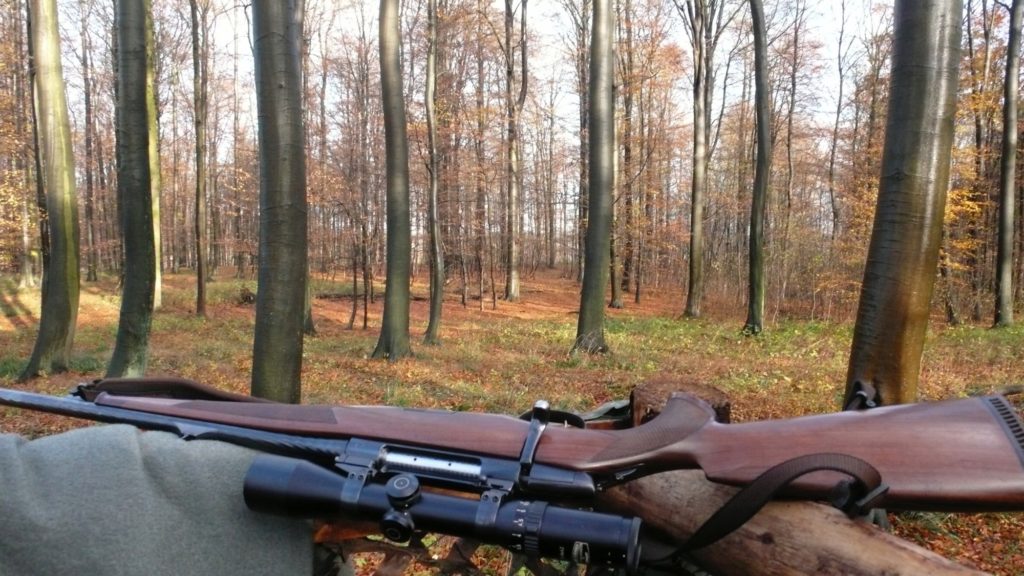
244;454;642;571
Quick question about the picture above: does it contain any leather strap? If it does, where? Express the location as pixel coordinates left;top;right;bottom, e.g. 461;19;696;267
685;453;888;549
76;377;274;403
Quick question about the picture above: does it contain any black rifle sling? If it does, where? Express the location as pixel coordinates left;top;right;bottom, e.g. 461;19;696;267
685;453;888;549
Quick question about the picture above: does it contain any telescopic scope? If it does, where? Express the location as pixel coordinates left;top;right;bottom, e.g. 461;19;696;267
244;454;641;572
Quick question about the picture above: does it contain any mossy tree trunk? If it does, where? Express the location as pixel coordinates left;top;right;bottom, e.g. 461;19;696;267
845;0;962;406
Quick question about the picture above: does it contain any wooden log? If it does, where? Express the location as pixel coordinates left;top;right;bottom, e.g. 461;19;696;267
597;380;988;576
631;375;731;424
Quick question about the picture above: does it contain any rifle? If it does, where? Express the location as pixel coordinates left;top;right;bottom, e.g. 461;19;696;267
2;377;1023;574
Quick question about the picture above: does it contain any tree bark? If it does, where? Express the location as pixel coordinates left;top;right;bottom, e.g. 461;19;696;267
994;0;1021;327
965;0;994;322
146;1;161;310
424;0;444;345
190;0;208;317
251;0;308;401
573;0;613;354
743;0;770;336
619;0;635;296
106;0;155;378
567;0;591;285
845;0;962;406
684;1;708;319
673;0;731;319
79;0;98;284
21;0;80;380
371;0;413;361
827;0;850;244
474;0;487;311
502;0;527;302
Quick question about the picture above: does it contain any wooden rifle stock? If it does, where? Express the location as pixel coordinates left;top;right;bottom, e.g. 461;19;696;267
87;381;1024;512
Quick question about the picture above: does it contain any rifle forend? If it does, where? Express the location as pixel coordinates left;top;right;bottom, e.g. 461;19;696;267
63;379;1024;511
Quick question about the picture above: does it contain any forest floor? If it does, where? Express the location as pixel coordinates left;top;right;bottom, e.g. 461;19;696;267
0;270;1022;574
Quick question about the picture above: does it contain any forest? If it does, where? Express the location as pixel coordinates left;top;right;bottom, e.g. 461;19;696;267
1;0;1024;573
0;0;1018;342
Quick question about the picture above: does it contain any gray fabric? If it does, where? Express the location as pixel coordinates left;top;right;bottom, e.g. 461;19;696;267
0;424;315;576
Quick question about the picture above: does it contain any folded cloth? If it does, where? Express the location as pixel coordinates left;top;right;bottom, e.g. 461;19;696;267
0;424;317;576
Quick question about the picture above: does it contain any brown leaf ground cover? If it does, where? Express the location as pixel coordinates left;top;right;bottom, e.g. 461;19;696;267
0;271;1022;574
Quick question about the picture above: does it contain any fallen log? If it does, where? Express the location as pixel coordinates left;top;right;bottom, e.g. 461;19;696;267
601;471;986;576
597;380;988;576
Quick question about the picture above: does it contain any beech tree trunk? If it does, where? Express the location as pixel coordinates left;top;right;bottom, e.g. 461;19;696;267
251;0;308;401
573;0;613;354
146;2;161;310
21;0;80;380
107;0;155;378
675;0;724;319
372;0;413;361
190;0;208;317
502;0;527;302
994;0;1022;327
845;0;962;406
742;0;770;336
424;0;444;345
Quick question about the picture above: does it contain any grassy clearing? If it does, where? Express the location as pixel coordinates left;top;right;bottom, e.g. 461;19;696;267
0;271;1022;574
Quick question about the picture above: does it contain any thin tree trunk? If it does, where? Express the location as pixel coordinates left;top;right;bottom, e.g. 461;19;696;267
827;0;849;244
994;0;1021;327
619;0;635;295
12;0;35;290
573;0;613;354
503;0;526;302
372;0;413;361
776;1;803;319
675;0;723;319
251;0;308;401
424;0;444;345
79;1;98;283
609;92;624;310
295;0;316;338
474;0;487;311
233;39;245;279
190;0;208;317
966;0;994;322
743;0;770;335
106;0;155;378
146;1;161;309
577;6;590;285
845;0;962;406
